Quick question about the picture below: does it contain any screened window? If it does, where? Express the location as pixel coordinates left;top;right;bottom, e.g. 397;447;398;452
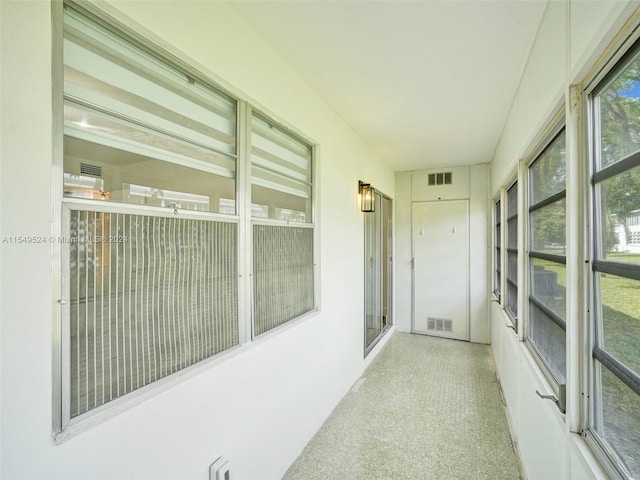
58;0;318;432
68;211;238;417
494;199;502;300
527;129;566;386
250;113;315;336
506;182;518;326
589;41;640;479
252;225;314;336
61;4;241;423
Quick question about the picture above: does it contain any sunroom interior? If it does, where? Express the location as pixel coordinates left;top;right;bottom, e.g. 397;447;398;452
1;1;639;479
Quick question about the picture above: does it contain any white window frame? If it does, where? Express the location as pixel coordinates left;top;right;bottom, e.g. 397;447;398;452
247;105;318;339
493;196;502;303
52;0;319;440
505;178;519;329
524;124;568;397
583;26;640;480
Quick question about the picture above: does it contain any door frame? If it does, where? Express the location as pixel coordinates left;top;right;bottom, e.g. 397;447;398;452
364;191;393;356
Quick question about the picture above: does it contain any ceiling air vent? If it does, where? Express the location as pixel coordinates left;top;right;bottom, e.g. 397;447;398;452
428;172;452;186
80;163;102;177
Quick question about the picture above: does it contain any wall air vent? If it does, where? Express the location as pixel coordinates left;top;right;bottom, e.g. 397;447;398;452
428;172;452;186
427;317;453;332
80;163;102;177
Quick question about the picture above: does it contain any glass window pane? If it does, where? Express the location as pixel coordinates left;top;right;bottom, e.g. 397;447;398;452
64;133;236;214
530;200;566;253
251;116;311;182
592;34;640;479
507;183;517;217
251;114;313;223
251;166;311;222
364;195;382;347
531;259;566;321
599;366;640;477
528;303;566;383
64;9;236;156
495;200;501;245
507;218;517;250
507;281;517;319
530;131;566;204
64;7;238;216
507;252;517;280
507;184;517;253
597;50;640;169
64;102;236;174
597;166;640;261
507;251;517;318
597;272;640;376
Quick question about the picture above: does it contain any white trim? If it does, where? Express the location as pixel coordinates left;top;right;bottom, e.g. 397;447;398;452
363;326;395;370
522;107;566;169
61;197;240;223
51;0;66;436
572;434;621;480
517;160;526;342
581;7;640;98
237;100;251;345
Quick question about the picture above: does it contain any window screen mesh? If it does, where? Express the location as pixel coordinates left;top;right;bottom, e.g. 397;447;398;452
252;225;314;336
506;183;518;322
69;210;238;417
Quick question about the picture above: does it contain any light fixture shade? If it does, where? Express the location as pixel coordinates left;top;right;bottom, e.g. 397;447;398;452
359;181;375;212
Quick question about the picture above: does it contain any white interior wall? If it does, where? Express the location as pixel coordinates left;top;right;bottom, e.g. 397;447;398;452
0;2;394;479
394;164;489;344
489;1;639;479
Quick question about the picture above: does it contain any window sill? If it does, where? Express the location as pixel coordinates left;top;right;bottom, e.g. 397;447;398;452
570;434;617;480
520;340;566;423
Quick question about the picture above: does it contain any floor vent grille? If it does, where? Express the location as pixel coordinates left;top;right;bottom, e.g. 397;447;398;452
427;317;453;333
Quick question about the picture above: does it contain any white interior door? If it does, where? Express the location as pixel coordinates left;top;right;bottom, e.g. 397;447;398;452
412;200;469;341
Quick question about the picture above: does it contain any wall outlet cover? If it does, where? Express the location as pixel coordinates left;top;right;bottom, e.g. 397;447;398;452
209;456;230;480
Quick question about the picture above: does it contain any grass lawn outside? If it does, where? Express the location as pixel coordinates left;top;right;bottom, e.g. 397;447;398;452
533;252;640;477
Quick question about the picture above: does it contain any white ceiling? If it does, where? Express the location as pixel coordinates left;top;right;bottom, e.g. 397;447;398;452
231;0;548;172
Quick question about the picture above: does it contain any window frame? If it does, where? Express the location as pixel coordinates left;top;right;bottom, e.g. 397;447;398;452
53;0;319;439
525;126;568;392
505;179;519;328
494;197;502;302
248;106;318;339
364;190;393;356
584;32;640;480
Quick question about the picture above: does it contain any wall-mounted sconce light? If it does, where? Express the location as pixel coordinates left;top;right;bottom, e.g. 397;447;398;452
358;180;375;212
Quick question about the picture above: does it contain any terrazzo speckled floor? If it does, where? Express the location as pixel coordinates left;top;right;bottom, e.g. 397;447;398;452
283;332;521;480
